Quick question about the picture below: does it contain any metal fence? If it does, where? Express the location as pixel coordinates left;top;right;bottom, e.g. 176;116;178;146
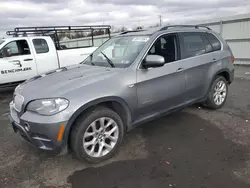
60;14;250;65
197;13;250;65
59;33;118;49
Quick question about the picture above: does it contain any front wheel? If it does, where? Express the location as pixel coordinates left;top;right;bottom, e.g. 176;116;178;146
71;107;124;163
205;76;228;109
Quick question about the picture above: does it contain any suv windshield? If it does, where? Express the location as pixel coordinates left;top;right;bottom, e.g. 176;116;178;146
83;35;150;68
0;40;4;45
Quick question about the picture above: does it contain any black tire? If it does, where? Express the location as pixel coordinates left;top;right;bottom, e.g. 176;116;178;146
71;106;124;163
205;76;228;109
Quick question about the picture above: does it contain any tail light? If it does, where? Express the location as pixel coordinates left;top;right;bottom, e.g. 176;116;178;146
231;56;235;63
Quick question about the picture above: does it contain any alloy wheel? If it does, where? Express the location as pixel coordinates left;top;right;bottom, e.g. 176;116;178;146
213;80;227;106
83;117;119;158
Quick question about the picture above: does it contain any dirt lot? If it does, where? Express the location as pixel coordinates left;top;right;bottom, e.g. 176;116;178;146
0;67;250;188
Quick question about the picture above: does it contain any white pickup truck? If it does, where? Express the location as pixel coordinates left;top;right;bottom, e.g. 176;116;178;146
0;25;111;88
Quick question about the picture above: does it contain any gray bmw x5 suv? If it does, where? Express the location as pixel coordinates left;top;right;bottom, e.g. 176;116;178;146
9;25;234;163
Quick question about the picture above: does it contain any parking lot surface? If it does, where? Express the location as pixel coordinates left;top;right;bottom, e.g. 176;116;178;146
0;67;250;188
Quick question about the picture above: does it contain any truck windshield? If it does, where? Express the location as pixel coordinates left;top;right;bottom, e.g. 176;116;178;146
0;40;4;45
83;35;150;68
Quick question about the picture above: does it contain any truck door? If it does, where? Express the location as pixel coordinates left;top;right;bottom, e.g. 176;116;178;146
32;38;58;74
0;39;37;85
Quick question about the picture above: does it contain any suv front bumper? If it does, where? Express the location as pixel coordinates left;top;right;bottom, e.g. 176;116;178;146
9;101;68;153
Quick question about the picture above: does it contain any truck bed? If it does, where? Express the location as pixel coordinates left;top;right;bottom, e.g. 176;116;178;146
57;47;98;67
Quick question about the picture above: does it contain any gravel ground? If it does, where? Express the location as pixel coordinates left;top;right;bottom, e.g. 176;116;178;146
0;66;250;188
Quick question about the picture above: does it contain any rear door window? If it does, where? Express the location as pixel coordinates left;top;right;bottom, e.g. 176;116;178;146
33;39;49;54
179;32;206;59
206;33;221;51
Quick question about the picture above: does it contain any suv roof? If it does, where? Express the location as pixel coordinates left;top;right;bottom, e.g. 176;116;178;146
119;25;212;36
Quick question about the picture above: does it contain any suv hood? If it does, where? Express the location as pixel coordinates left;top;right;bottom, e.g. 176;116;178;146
15;64;123;98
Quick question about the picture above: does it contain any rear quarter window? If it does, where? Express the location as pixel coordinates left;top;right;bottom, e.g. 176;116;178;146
33;39;49;54
206;33;221;51
201;33;213;53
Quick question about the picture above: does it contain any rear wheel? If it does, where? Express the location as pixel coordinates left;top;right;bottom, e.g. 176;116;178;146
71;106;124;163
205;76;228;109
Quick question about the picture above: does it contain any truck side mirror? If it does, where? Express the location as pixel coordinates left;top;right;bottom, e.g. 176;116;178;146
2;47;11;57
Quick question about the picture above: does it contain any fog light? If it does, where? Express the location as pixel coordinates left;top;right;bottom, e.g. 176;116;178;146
24;123;30;132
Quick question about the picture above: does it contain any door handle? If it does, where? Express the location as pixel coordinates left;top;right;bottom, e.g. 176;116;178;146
23;58;33;61
176;68;184;73
9;60;22;67
212;58;217;62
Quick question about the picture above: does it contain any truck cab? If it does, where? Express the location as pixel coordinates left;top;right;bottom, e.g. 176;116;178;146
0;36;59;87
0;25;111;88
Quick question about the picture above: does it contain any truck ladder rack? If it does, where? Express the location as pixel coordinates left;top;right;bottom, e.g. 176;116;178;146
6;25;111;36
6;25;111;50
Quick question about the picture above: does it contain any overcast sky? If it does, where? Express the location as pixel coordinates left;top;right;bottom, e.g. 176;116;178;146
0;0;250;36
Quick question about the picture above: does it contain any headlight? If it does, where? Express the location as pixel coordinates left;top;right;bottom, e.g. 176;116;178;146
26;98;69;115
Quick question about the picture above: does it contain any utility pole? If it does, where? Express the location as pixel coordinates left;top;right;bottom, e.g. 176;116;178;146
158;15;162;27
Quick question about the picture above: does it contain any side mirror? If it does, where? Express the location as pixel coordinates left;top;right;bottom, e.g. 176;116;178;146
2;47;11;57
0;52;3;58
7;48;12;57
142;55;165;69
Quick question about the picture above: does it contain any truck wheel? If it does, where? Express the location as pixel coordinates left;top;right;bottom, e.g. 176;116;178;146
71;106;124;163
205;76;228;109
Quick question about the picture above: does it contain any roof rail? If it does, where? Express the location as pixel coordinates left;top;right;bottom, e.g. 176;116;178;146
159;25;211;31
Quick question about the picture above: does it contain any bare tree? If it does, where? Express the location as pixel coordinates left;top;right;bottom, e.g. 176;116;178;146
120;26;127;32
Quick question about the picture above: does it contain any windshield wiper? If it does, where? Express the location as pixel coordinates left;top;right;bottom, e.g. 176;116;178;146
89;54;95;66
101;52;115;68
